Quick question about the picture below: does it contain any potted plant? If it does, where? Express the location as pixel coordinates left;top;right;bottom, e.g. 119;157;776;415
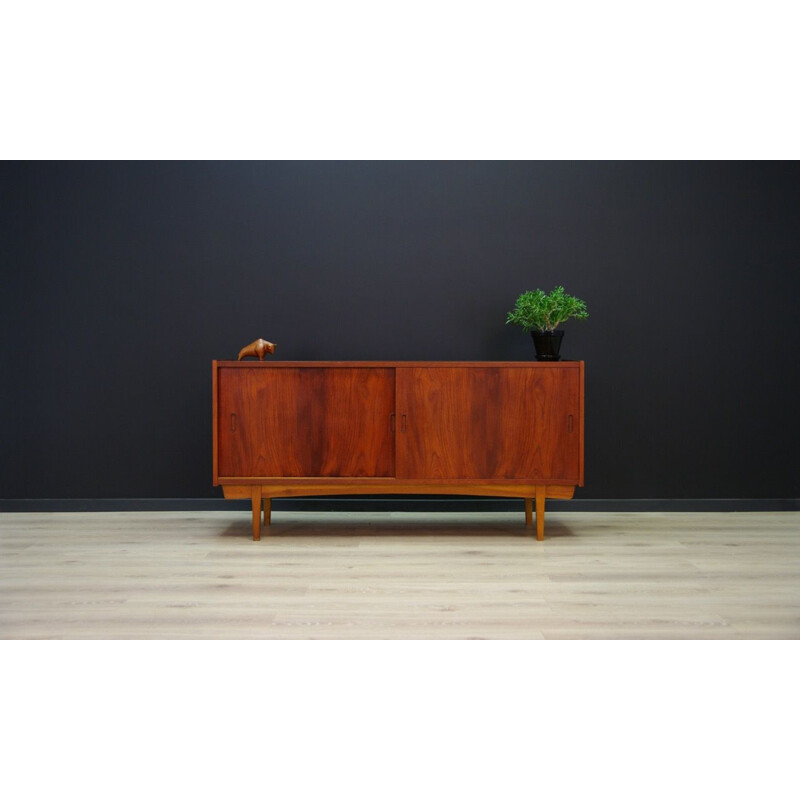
506;286;588;361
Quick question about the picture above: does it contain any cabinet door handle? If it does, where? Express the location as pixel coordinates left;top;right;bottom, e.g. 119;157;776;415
568;414;574;433
401;414;407;433
390;412;396;432
231;413;237;432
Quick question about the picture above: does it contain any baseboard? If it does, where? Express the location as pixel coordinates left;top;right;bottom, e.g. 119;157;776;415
1;497;798;512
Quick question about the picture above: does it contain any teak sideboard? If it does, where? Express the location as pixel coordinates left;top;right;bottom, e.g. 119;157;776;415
212;361;584;540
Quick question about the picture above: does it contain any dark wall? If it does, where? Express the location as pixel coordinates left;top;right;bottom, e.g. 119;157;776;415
2;162;799;501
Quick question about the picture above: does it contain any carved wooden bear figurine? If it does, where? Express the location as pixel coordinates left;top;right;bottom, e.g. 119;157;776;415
237;339;277;360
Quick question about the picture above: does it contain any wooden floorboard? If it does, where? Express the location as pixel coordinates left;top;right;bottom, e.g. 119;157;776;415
1;510;798;639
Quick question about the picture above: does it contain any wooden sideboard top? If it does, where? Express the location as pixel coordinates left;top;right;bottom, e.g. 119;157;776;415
214;360;583;368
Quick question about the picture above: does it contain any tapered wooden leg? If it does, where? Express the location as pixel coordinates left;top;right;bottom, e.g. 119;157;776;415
535;486;545;541
263;497;271;527
251;486;262;541
524;498;533;527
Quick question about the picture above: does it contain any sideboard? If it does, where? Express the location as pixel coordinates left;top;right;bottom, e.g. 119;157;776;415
212;361;584;540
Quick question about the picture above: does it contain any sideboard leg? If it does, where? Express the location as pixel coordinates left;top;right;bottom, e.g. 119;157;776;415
264;497;272;527
524;498;533;528
535;486;545;541
251;487;262;541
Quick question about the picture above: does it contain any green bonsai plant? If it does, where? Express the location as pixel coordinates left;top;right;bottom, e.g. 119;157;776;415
506;286;588;361
506;286;588;332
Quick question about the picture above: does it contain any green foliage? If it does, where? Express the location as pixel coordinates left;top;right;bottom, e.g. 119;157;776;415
505;286;589;332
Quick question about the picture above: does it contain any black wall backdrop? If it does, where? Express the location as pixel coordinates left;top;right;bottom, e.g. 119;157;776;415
2;161;799;507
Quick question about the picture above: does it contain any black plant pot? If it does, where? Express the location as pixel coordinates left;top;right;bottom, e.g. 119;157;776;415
531;330;564;361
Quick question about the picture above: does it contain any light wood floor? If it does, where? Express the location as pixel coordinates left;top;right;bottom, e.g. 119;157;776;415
1;510;798;639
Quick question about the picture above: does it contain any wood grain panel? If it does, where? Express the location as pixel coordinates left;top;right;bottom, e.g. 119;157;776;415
218;367;395;478
396;366;580;481
221;483;576;499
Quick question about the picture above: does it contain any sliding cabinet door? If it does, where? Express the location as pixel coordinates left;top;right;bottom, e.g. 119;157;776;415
218;367;396;478
396;366;581;482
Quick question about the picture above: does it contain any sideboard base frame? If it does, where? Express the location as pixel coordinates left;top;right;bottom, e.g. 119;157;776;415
221;482;576;541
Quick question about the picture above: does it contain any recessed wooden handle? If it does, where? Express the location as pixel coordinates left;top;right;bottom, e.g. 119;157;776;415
390;412;396;432
231;413;237;432
568;414;574;433
401;414;407;433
